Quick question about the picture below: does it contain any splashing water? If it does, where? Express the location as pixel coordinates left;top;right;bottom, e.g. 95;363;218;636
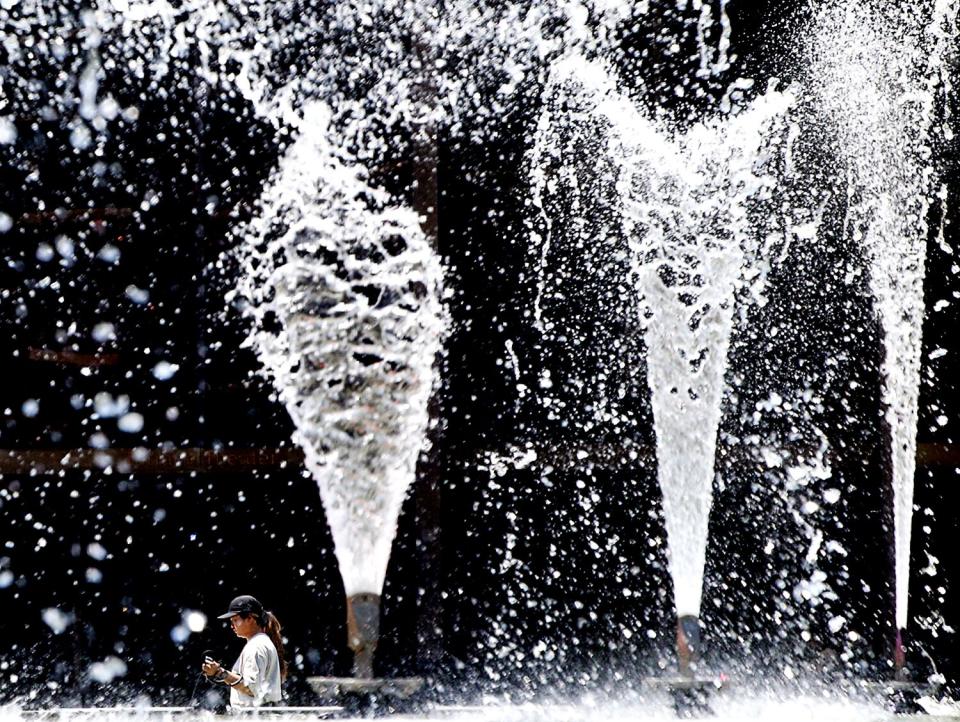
0;690;930;721
230;102;445;596
106;0;457;598
612;82;794;620
530;0;958;636
808;0;958;631
97;0;453;597
532;54;795;618
5;0;960;693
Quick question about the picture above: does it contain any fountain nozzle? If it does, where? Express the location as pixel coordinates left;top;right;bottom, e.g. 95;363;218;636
894;627;908;681
347;593;381;679
676;614;702;677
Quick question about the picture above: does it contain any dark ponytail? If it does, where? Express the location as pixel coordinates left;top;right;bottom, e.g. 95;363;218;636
260;611;289;680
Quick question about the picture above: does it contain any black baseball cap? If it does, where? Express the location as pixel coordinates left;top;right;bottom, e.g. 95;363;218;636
217;595;264;620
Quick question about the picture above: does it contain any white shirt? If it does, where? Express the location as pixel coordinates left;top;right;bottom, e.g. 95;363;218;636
229;632;282;707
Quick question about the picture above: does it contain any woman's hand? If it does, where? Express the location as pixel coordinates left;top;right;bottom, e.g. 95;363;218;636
202;659;222;678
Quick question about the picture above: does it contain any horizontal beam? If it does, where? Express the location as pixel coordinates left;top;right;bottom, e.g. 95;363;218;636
1;442;956;476
915;442;960;466
27;347;120;367
17;207;134;226
0;448;304;474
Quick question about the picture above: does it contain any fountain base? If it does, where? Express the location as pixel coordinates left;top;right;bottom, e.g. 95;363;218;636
306;676;425;716
871;680;942;716
886;682;926;716
658;615;725;715
642;675;729;718
306;676;425;697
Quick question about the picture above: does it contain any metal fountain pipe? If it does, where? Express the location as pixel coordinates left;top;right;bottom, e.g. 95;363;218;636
346;593;381;679
676;614;702;677
894;627;908;681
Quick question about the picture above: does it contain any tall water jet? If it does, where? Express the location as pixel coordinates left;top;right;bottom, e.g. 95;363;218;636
186;0;455;680
614;83;794;678
808;0;957;674
532;53;795;675
232;102;445;677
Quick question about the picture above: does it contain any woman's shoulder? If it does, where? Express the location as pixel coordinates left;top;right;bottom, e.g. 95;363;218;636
250;632;277;651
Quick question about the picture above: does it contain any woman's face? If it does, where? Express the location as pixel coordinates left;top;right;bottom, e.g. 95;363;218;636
229;614;259;639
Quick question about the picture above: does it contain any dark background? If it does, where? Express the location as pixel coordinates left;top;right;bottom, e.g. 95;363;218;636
1;0;959;707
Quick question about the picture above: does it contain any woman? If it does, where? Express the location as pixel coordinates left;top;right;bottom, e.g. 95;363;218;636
202;594;288;707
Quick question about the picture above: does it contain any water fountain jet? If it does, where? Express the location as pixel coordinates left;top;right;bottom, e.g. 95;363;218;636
532;52;795;695
231;101;443;705
807;0;957;691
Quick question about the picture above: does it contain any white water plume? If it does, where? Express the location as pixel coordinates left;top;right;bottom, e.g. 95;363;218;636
808;0;958;630
83;0;452;598
615;84;794;619
532;55;795;618
1;0;573;609
56;0;454;597
231;102;445;596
